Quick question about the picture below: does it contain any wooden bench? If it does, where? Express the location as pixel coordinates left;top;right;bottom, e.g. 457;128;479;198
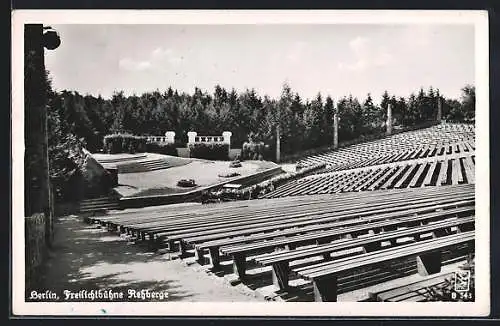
187;197;473;258
292;231;474;302
253;216;474;291
369;272;454;302
112;187;451;235
155;191;473;246
216;205;473;278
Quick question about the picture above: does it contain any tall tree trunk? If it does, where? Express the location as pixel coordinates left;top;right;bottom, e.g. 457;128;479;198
25;24;53;245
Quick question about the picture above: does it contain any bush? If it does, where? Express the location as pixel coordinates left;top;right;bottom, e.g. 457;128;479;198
146;142;178;156
229;160;242;168
206;163;326;202
188;143;229;160
218;172;240;178
103;134;147;154
241;141;269;160
177;179;196;187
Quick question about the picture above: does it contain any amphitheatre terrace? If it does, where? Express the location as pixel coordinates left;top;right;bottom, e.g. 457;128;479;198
75;122;476;302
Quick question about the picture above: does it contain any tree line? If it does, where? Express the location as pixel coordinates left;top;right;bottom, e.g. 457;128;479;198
49;81;475;155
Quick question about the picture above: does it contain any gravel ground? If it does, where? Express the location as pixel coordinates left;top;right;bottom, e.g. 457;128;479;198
116;160;278;197
30;215;264;302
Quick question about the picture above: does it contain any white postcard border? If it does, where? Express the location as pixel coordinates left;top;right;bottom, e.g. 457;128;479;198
11;9;490;317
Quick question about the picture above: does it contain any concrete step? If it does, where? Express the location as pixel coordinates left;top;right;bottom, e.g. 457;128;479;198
117;159;170;173
80;196;120;212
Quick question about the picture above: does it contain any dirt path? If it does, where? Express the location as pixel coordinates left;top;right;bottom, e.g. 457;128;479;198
33;215;263;302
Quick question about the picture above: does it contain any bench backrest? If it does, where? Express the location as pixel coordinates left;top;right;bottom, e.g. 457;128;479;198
294;231;474;280
255;216;474;266
220;206;474;255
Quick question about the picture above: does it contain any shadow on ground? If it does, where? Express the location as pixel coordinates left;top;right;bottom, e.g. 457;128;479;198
29;215;260;302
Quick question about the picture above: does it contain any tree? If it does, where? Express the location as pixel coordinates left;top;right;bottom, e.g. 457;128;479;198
303;93;324;148
394;97;408;127
460;85;475;122
415;87;427;123
275;83;294;155
362;93;380;132
323;96;335;142
379;90;391;123
444;98;462;122
46;72;86;202
109;91;126;134
337;95;362;141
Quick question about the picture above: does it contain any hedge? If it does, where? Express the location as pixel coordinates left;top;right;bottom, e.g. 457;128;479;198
241;141;268;160
188;143;229;160
103;134;147;154
146;142;178;156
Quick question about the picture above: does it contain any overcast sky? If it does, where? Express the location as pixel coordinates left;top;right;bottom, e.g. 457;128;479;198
45;24;475;104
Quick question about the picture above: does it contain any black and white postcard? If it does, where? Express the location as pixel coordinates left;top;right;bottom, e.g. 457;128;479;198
11;10;490;317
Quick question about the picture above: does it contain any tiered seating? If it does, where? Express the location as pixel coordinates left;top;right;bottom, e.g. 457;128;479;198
93;153;147;163
263;155;475;198
81;123;476;302
79;196;120;213
320;140;475;173
115;158;171;173
298;123;475;172
293;232;473;301
87;184;474;301
94;154;171;173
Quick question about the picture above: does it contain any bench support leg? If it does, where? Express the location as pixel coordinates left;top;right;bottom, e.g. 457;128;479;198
209;247;221;269
317;239;330;245
195;248;206;265
272;262;290;291
363;242;381;253
148;238;159;252
432;229;449;238
417;252;442;276
313;276;338;302
167;239;176;252
233;253;247;280
179;241;188;258
457;223;474;233
383;225;397;232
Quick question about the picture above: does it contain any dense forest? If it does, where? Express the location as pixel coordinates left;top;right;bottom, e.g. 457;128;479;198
48;78;475;155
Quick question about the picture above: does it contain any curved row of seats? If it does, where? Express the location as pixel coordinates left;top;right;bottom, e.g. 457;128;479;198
86;184;475;301
318;140;474;174
298;123;475;171
263;155;475;199
99;157;171;173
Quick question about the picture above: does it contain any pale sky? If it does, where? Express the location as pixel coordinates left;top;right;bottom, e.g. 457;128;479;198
45;24;475;104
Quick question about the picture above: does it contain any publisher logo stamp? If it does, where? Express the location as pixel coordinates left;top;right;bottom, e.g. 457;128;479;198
454;270;471;292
